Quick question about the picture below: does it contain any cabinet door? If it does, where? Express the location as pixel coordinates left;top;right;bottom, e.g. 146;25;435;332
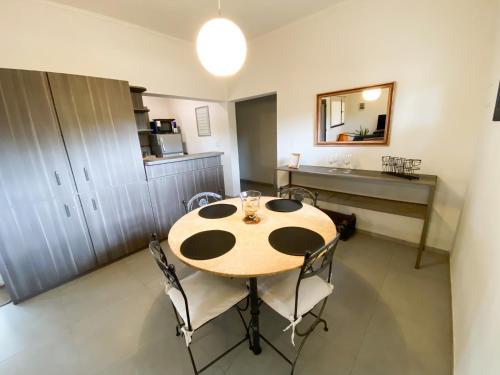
47;72;145;192
0;69;76;205
80;182;154;264
176;170;198;203
148;175;185;239
194;166;225;196
0;196;96;302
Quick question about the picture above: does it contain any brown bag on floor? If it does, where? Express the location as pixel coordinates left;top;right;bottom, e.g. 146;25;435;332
319;209;356;241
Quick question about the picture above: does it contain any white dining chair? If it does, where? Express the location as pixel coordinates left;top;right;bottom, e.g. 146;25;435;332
183;191;223;213
149;237;250;375
257;234;341;375
278;186;319;207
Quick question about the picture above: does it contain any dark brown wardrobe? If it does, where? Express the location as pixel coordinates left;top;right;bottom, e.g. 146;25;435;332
0;68;154;303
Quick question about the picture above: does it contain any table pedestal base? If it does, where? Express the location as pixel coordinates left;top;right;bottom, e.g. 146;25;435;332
249;277;262;355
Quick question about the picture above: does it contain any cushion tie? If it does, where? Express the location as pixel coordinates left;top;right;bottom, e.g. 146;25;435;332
180;326;194;347
164;283;172;294
283;316;303;346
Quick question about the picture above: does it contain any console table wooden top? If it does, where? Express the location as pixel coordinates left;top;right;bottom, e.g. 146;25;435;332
276;165;437;187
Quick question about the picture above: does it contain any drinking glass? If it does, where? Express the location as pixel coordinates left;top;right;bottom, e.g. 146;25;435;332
240;190;261;224
328;153;339;172
343;153;352;173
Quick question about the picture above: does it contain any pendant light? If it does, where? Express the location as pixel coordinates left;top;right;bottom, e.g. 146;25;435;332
196;0;247;77
362;88;382;101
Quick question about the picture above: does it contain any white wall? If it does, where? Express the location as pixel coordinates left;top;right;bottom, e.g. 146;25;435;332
0;0;227;101
227;0;496;251
143;96;239;196
451;1;500;373
235;95;277;184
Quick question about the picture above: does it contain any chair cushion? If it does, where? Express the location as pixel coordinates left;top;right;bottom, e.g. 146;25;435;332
258;270;333;321
166;272;248;330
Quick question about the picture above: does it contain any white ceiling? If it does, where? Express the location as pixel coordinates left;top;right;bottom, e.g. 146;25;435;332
48;0;342;41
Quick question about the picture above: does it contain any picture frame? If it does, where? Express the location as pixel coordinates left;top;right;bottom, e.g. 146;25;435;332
195;105;211;136
288;153;301;169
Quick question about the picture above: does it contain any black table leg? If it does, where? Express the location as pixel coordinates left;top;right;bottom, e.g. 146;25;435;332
249;277;262;355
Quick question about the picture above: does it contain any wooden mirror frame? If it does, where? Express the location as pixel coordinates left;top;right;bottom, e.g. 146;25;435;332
315;82;395;146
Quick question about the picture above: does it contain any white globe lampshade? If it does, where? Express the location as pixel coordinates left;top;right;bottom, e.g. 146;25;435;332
362;88;382;101
196;18;247;77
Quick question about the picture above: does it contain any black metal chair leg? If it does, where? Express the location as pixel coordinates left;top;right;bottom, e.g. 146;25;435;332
171;302;183;337
319;318;328;331
187;345;199;375
261;298;331;374
235;305;251;346
290;332;313;375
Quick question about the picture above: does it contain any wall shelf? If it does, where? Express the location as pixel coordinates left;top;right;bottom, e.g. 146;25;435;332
130;86;147;93
130;85;151;155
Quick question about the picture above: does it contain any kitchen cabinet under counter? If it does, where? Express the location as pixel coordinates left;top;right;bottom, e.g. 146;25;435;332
145;152;225;240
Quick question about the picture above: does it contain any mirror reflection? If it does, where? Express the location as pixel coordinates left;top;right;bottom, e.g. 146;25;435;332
317;82;394;145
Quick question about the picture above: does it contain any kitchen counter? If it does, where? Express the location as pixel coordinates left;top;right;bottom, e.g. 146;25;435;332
145;152;225;238
143;152;224;166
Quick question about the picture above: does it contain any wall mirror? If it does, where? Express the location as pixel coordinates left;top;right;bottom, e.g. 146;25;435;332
316;82;395;145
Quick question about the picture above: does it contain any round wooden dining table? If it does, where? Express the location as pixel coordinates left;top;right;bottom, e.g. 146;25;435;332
168;196;337;354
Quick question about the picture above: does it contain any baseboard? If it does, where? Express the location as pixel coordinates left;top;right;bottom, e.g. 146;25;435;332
355;229;449;256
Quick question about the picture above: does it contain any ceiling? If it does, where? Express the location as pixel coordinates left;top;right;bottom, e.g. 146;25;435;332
48;0;341;41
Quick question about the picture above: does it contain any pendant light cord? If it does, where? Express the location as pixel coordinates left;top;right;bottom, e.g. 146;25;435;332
218;0;222;15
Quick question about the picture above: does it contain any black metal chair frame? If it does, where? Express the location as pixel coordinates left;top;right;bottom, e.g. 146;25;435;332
183;191;224;213
278;186;319;207
149;236;250;374
259;234;340;375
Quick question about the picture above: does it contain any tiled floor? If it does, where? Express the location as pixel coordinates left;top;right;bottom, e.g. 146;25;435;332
240;180;276;196
0;287;10;306
0;232;452;375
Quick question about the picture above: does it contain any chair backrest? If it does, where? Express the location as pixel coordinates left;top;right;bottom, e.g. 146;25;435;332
183;191;223;213
148;236;193;330
279;186;319;207
149;233;169;265
293;234;340;320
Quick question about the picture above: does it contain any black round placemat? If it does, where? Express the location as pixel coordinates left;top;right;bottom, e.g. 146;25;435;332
198;204;237;219
269;226;325;256
181;230;236;260
265;199;303;212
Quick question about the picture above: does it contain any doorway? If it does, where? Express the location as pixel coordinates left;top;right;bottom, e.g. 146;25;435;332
235;94;277;196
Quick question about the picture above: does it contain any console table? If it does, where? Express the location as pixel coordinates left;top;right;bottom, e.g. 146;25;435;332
275;165;437;269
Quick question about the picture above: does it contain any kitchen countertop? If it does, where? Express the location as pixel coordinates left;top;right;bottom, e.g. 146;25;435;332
143;152;224;166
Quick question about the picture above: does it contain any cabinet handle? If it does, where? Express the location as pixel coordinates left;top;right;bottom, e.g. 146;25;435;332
64;204;71;217
91;198;98;211
83;167;90;181
54;171;61;186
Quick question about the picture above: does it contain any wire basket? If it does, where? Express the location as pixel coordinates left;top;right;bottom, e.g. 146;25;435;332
381;156;421;180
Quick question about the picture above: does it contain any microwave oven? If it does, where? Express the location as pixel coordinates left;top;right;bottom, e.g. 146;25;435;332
150;133;184;157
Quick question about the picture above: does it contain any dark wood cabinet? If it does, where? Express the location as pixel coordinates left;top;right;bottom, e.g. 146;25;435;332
80;182;154;264
0;69;77;205
194;166;225;195
147;155;225;239
0;69;154;302
47;72;146;192
0;68;225;302
0;196;96;302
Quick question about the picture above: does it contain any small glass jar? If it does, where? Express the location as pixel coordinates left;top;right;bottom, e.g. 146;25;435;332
240;190;261;224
